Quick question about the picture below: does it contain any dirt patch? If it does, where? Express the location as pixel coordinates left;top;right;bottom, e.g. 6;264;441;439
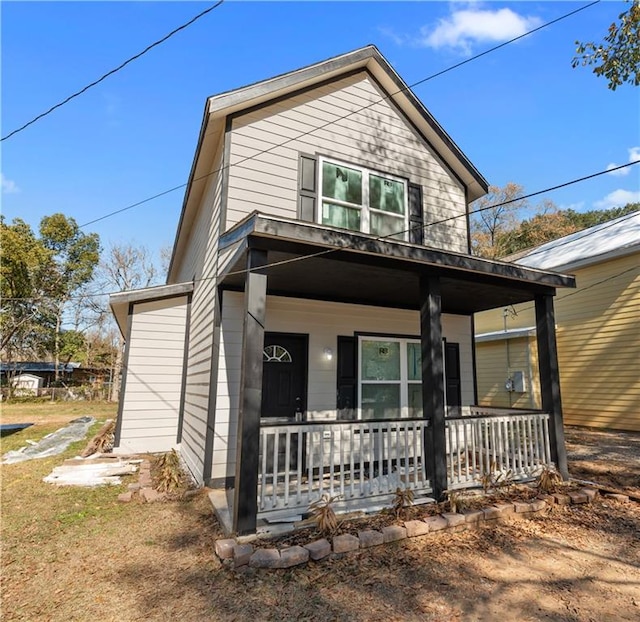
566;426;640;494
2;413;640;621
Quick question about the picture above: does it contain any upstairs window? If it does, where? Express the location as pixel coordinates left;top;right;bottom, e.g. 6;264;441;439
319;158;408;241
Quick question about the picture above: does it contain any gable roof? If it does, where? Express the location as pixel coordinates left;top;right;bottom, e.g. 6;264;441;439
511;210;640;272
168;46;489;282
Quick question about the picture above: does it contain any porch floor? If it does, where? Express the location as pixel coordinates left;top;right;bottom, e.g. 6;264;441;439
208;487;437;538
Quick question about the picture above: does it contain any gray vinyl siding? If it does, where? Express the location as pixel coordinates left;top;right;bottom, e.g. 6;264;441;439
116;297;189;454
174;145;224;484
211;291;474;481
225;72;467;252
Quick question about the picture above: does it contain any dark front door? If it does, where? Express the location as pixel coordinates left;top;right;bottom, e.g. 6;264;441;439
444;342;462;416
261;333;308;473
261;333;308;420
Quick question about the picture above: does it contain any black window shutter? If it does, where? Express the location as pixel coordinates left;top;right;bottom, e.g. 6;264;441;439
408;183;424;245
298;154;317;222
336;336;357;420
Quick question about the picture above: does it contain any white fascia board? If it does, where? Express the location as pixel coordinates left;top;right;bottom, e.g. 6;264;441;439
475;327;536;343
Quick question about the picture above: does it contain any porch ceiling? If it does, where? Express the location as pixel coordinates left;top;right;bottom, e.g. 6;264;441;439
218;214;576;315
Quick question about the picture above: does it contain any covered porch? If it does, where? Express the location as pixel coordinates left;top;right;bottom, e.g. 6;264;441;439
213;213;574;535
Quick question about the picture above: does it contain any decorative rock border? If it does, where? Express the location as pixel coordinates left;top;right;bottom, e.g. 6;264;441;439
214;487;623;571
117;458;168;503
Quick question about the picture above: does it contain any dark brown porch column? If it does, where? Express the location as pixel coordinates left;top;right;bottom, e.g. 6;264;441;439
535;293;569;478
420;274;447;499
233;248;268;535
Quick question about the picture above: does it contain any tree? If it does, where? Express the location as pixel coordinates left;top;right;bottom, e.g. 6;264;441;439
0;217;56;361
38;214;100;380
470;183;529;258
497;202;639;257
573;0;640;90
499;210;579;257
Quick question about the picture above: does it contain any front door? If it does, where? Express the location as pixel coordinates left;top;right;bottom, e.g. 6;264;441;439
261;333;308;420
261;333;308;474
445;342;462;416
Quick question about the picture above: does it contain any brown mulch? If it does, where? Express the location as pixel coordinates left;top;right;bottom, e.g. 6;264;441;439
565;425;640;495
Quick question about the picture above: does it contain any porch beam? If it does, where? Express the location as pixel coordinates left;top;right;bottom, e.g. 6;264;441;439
233;248;268;535
535;293;569;478
419;274;447;499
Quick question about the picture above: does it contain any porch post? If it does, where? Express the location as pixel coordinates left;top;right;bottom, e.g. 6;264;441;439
419;274;447;499
233;248;268;535
535;293;569;478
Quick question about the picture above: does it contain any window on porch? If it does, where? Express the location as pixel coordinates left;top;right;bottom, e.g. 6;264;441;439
358;336;422;419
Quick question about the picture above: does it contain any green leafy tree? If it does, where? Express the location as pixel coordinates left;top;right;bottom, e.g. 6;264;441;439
573;0;640;90
0;217;56;361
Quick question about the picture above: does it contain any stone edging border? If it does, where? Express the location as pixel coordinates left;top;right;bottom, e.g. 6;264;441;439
214;487;631;570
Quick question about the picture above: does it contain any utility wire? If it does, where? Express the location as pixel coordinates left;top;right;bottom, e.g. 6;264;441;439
78;0;599;229
1;1;225;142
7;162;638;302
507;206;639;262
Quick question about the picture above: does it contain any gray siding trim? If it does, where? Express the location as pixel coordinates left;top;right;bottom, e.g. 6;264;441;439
207;45;487;193
110;282;194;309
364;69;467;193
114;302;134;448
220;214;576;290
176;293;193;444
219;116;233;233
167;104;211;282
470;315;479;405
203;288;222;484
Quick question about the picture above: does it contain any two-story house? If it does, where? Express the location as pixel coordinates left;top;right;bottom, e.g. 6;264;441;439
110;46;574;535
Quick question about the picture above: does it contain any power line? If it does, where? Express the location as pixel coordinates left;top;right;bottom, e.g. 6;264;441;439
508;206;639;262
7;161;638;302
78;0;599;229
1;1;225;142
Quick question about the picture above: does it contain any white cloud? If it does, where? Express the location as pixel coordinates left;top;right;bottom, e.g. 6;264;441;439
606;146;640;176
594;189;640;210
1;173;20;194
418;6;542;53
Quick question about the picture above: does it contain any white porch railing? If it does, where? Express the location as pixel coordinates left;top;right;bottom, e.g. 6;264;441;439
258;419;432;514
446;410;552;489
257;409;553;518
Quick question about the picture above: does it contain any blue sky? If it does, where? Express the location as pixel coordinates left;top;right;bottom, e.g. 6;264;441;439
2;1;639;270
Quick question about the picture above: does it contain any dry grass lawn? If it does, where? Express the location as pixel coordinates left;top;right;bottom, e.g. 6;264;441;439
2;404;639;621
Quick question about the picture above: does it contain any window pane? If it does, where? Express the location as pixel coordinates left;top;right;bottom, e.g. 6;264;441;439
322;162;362;205
369;175;405;214
322;202;361;231
408;384;423;418
361;384;400;419
361;340;400;381
371;211;405;240
407;343;421;381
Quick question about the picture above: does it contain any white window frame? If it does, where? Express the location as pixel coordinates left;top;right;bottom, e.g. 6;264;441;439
318;157;409;241
357;335;421;420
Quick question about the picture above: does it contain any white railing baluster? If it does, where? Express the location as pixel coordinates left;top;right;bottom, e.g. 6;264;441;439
296;428;303;504
284;430;291;507
471;419;478;480
272;431;279;508
359;426;365;497
329;428;335;498
260;429;267;510
349;424;355;499
256;413;551;520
